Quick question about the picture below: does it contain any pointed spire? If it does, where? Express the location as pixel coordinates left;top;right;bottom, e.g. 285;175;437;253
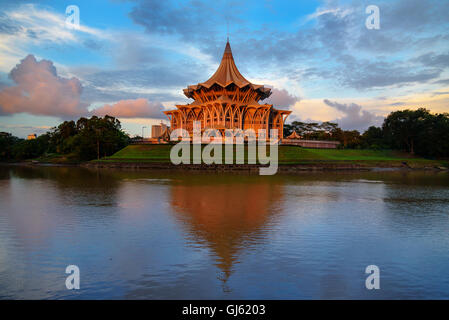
182;40;272;101
224;40;232;55
200;40;250;88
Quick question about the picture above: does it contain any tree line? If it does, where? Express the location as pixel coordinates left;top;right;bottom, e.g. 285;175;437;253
283;108;449;158
0;115;129;161
1;109;448;162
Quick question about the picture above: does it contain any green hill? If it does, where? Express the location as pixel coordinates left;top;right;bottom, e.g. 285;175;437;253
97;144;446;168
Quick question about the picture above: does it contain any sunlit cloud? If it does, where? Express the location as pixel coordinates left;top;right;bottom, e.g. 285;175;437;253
0;4;105;72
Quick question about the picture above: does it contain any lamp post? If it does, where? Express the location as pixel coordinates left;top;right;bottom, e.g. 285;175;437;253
142;126;147;140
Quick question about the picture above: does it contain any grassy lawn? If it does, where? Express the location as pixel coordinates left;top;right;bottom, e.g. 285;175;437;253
107;144;172;162
33;153;80;164
279;147;426;162
97;144;446;167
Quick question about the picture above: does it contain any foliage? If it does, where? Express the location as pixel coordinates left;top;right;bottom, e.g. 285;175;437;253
0;132;22;160
283;109;449;157
1;109;448;162
382;108;449;157
382;108;429;154
283;121;361;148
0;115;130;162
0;132;51;160
360;126;387;150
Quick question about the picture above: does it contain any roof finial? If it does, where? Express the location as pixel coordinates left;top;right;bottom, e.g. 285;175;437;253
226;18;229;43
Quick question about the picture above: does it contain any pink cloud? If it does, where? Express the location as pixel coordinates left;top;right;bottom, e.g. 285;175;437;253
92;98;165;118
0;54;166;120
265;88;301;109
0;55;88;117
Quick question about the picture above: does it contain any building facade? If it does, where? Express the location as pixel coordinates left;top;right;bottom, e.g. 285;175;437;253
164;41;291;139
151;123;168;138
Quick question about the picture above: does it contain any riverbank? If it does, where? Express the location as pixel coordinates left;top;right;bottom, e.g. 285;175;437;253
82;144;448;172
6;145;448;172
82;161;448;172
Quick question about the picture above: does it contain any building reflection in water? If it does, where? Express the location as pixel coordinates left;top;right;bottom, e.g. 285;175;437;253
168;176;285;287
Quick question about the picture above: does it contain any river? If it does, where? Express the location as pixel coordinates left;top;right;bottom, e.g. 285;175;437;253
0;165;448;299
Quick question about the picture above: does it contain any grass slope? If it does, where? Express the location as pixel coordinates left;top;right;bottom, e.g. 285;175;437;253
99;144;446;167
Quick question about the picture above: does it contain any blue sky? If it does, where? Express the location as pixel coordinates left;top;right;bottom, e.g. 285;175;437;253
0;0;448;137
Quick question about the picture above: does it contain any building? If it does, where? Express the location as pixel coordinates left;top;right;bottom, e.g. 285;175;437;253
27;134;37;140
282;130;340;149
164;40;291;139
151;123;168;138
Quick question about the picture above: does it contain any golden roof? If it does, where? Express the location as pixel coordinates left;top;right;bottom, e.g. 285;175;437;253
286;131;302;139
183;40;272;100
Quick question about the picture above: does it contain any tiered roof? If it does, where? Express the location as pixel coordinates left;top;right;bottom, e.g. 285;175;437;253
183;41;272;101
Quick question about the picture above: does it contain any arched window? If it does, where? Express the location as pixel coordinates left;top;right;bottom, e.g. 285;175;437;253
196;111;205;129
213;107;219;127
253;109;264;131
185;110;196;132
233;108;240;128
243;109;254;130
225;107;232;128
205;107;212;128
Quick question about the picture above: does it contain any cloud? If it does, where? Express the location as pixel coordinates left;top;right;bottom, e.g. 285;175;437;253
434;78;449;85
432;91;449;96
415;52;449;69
323;99;384;131
92;98;165;119
0;4;105;72
0;54;168;120
336;58;441;89
265;88;300;109
128;0;240;43
204;0;449;91
5;4;102;41
0;12;22;35
0;54;88;117
0;123;53;137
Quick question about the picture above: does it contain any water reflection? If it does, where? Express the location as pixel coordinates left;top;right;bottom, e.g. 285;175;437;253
0;166;449;299
169;177;284;286
1;166;123;249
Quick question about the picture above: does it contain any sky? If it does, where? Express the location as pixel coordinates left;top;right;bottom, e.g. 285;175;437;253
0;0;448;137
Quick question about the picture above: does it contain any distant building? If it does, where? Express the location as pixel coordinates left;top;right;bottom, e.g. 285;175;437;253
283;131;340;149
151;123;168;138
27;134;37;140
286;131;303;140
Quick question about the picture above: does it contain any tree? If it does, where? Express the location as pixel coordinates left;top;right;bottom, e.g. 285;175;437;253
0;132;22;161
383;108;431;154
71;115;129;160
331;128;361;148
414;112;449;158
361;126;385;149
283;124;293;137
11;134;50;160
48;120;78;154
